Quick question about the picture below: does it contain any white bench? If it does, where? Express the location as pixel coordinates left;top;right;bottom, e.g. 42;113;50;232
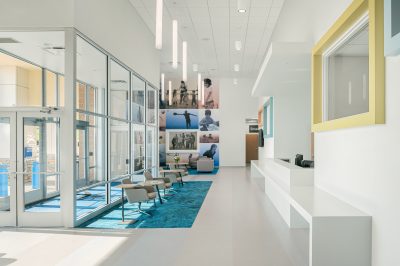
251;160;372;266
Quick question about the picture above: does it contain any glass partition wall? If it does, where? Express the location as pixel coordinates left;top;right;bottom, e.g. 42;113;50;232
0;29;159;227
74;34;159;223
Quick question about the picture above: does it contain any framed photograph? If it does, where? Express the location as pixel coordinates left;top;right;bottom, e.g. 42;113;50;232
199;78;220;109
159;110;166;131
166;130;199;153
263;97;273;138
199;143;219;166
385;0;400;56
199;109;220;131
166;109;199;130
166;153;199;164
199;132;219;143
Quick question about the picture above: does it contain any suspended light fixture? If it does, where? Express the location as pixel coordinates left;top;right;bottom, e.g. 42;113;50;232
155;0;163;49
237;0;249;13
234;64;240;72
168;80;172;105
172;20;178;69
161;73;165;101
182;41;187;82
197;73;202;101
235;41;242;51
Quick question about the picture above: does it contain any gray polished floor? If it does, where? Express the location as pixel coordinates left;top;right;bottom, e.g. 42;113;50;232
0;167;308;266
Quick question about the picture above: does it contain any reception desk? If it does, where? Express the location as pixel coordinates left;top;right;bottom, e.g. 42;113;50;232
251;159;314;227
251;159;371;266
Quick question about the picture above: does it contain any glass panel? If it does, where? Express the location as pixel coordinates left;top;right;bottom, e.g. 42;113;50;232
147;88;157;125
0;31;65;107
110;60;129;120
132;124;145;172
58;75;65;107
146;126;157;168
76;36;106;115
45;70;57;107
0;52;42;107
324;23;369;121
75;115;106;218
75;36;107;218
0;118;11;212
132;74;145;124
23;117;60;212
110;119;129;179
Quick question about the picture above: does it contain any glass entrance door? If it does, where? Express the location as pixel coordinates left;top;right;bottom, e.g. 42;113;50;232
0;113;17;226
0;110;62;227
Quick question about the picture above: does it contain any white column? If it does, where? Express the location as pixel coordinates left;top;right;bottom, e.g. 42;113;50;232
60;28;77;228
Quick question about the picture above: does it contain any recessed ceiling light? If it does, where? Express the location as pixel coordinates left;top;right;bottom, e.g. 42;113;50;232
234;64;240;72
235;41;242;51
233;78;238;85
237;0;249;13
193;64;198;72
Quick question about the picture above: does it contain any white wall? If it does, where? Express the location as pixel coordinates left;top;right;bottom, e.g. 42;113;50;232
274;88;311;162
219;78;259;166
300;0;400;265
315;56;400;266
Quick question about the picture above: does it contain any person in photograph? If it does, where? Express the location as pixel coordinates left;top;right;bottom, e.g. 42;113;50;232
199;109;219;131
173;110;197;129
172;88;178;106
189;133;196;149
191;90;197;107
203;144;217;159
179;81;188;105
204;78;215;108
180;133;185;149
171;134;178;150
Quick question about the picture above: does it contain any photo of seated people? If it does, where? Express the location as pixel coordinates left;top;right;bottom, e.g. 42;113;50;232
199;133;219;143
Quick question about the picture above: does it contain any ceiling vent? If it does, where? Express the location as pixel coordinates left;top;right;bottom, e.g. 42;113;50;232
0;38;20;44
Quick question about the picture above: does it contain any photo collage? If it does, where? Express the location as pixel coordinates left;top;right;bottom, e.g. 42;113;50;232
159;78;220;167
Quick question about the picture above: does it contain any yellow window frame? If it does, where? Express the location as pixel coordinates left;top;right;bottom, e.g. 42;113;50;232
312;0;384;132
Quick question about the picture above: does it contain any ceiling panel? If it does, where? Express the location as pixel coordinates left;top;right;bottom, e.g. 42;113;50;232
130;0;285;79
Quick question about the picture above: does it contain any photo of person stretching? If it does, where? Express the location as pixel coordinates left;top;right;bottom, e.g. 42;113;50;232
173;110;198;129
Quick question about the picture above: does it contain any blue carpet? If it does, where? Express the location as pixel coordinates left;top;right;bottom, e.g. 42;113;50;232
79;181;212;229
188;168;219;175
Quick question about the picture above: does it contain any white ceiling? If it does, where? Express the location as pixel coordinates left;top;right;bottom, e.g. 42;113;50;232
130;0;285;80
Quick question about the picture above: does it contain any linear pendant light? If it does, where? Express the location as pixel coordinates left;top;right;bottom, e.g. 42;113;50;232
161;73;165;101
172;20;178;69
155;0;163;49
168;80;172;105
197;73;202;101
182;41;187;82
